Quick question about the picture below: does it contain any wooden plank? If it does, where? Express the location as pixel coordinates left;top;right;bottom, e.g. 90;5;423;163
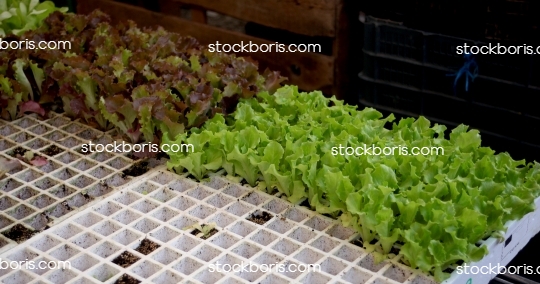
78;0;334;92
168;0;337;37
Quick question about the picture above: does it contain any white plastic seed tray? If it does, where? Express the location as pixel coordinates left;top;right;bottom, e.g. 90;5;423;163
1;166;538;284
0;113;164;253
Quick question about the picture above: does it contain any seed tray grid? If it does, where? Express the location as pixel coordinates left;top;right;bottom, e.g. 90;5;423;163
0;113;148;253
0;170;446;284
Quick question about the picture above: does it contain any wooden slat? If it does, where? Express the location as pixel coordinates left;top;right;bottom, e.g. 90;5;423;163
168;0;337;37
77;0;334;92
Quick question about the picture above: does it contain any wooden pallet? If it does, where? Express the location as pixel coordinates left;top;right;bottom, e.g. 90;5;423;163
77;0;358;99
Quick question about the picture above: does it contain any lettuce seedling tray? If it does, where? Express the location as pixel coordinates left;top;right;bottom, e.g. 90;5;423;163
1;113;539;284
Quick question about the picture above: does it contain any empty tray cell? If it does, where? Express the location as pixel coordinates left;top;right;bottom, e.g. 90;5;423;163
301;272;332;284
0;196;17;210
89;166;113;179
70;277;98;284
210;232;240;249
13;117;38;128
67;193;94;208
52;223;82;239
172;257;203;275
12;186;39;200
47;268;78;284
93;220;123;237
202;176;228;190
7;204;35;220
132;182;159;195
71;254;100;272
3;271;34;284
232;242;261;259
106;157;131;169
226;201;253;217
272;239;301;256
310;235;341;253
14;169;42;183
262;199;290;214
114;192;139;206
151;207;177;222
170;234;201;252
134;238;160;255
151;248;181;265
94;136;114;145
241;191;268;206
55;152;81;165
293;247;324;264
49;244;81;261
382;264;413;283
61;123;84;134
196;269;226;284
267;218;295;234
192;244;222;262
254;251;283;266
30;235;62;252
150;188;177;203
250;229;278;246
94;202;123;216
188;204;216;219
0;178;23;193
45;116;71;127
26;138;48;150
29;194;57;209
112;229;143;246
205;193;234;209
335;244;364;263
132;218;160;234
279;260;303;280
33;177;58;190
76;129;101;140
43;131;67;141
74;212;103;227
49;184;76;198
112;209;142;225
68;175;96;189
0;139;15;151
2;224;35;243
52;167;78;181
149;172;176;185
58;136;84;148
132;199;159;214
283;207;310;222
112;251;141;268
131;260;162;279
149;226;180;243
72;232;102;249
48;202;72;218
170;216;199;231
36;159;62;173
322;257;349;275
186;186;213;200
6;247;39;261
0;215;13;229
8;131;35;143
72;159;98;172
223;184;249;198
28;256;53;276
208;212;236;228
89;263;121;282
229;221;256;237
289;227;317;243
28;124;52;135
105;173;130;187
259;274;290;284
92;241;122;259
237;266;266;282
25;212;49;230
358;254;388;273
168;179;197;193
342;267;374;284
91;152;115;162
152;270;183;283
168;196;196;211
327;224;356;240
86;183;113;198
0;125;19;136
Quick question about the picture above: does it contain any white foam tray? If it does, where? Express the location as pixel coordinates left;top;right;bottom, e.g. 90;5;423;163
0;166;538;284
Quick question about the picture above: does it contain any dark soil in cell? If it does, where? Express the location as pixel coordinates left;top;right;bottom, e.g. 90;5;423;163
134;238;160;255
2;224;36;243
247;211;274;225
299;199;311;208
351;238;364;248
42;145;63;157
112;251;140;268
390;246;400;255
122;161;149;177
10;147;27;157
240;179;249;186
114;274;141;284
369;238;378;245
191;227;218;240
